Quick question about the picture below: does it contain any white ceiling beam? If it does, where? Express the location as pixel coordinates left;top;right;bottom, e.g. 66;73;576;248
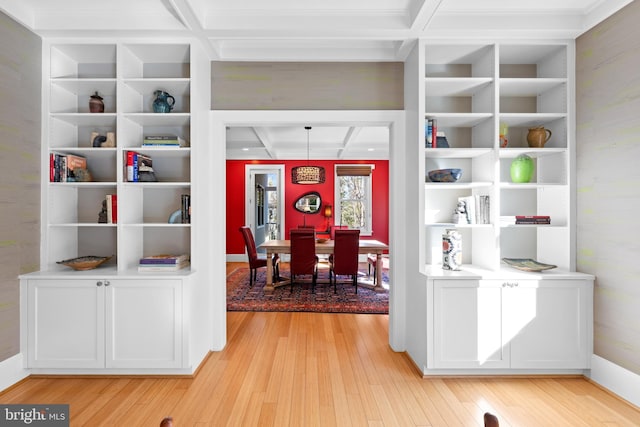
396;0;444;60
337;126;362;159
252;127;276;159
168;0;217;59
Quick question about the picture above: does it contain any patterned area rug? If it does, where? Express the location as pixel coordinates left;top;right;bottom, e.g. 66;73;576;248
227;265;389;314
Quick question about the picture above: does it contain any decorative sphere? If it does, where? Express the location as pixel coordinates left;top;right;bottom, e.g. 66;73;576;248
510;154;534;183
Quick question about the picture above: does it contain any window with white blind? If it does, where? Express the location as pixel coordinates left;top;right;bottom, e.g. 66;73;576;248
334;165;373;235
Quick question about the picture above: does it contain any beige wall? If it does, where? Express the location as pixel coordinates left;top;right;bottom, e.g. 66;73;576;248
0;12;41;362
576;1;640;375
211;62;403;110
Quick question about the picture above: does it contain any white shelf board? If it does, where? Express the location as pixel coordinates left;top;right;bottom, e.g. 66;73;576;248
424;181;493;189
499;182;565;188
498;147;565;158
122;113;190;127
424;148;493;159
49;182;117;188
49;223;117;227
132;147;191;158
50;147;116;156
50;113;117;126
424;113;493;127
123;78;191;97
122;223;191;228
51;78;117;95
425;222;493;228
122;182;191;188
499;113;566;127
425;77;493;96
499;78;566;96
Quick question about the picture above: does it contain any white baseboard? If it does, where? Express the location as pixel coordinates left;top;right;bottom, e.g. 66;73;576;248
589;354;640;408
0;354;28;392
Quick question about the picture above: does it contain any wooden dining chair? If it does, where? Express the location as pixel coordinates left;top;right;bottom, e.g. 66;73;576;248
484;412;499;427
239;226;279;286
289;228;319;293
329;229;361;293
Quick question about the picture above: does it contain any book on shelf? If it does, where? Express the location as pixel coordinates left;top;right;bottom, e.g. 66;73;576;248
65;154;87;181
425;118;438;148
139;254;190;265
50;153;87;182
125;151;155;182
105;194;117;224
138;260;190;272
457;195;490;224
142;135;186;147
181;194;191;224
500;215;551;225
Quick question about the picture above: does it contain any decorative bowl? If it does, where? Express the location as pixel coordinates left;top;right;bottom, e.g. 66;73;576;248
57;255;113;271
428;168;462;183
316;238;329;243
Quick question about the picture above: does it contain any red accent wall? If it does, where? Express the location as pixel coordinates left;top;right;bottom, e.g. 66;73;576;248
226;159;389;254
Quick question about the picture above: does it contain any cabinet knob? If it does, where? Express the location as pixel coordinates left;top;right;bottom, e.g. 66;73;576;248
502;282;519;288
97;281;103;287
104;281;111;287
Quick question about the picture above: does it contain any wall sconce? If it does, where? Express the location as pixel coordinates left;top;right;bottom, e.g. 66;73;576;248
324;204;333;219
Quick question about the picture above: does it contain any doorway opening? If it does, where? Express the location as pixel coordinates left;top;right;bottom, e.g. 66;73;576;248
245;165;285;254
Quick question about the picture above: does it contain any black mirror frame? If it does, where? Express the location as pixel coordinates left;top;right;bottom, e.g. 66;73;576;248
294;191;322;214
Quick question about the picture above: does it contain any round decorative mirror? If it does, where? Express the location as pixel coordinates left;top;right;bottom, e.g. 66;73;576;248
294;191;322;214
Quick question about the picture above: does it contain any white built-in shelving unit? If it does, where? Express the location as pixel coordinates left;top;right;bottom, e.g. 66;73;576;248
413;40;593;374
422;42;573;272
45;42;193;273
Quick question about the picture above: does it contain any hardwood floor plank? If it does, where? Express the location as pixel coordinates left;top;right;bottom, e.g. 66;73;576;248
2;310;640;426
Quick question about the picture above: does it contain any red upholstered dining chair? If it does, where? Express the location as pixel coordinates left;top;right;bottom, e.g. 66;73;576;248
329;229;361;293
239;226;279;286
289;228;319;293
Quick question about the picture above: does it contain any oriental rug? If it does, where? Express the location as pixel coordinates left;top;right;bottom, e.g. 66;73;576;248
227;265;389;314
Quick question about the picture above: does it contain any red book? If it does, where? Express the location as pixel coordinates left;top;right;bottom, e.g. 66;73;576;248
515;215;550;219
126;151;134;182
110;194;117;224
50;153;55;182
431;118;437;148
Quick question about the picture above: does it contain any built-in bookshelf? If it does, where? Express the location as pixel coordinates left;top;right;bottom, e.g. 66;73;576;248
43;42;194;273
422;42;572;272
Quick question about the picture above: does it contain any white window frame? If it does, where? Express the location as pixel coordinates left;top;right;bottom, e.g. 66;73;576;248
334;164;374;236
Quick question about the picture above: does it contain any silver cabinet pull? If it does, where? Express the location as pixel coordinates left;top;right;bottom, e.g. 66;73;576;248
97;281;103;287
104;281;111;287
502;282;519;288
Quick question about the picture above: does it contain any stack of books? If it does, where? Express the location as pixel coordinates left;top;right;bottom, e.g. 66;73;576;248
500;215;551;225
142;135;186;147
138;254;190;272
457;195;491;224
50;153;87;182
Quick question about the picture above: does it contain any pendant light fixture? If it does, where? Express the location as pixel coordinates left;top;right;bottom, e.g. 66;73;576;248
292;126;325;184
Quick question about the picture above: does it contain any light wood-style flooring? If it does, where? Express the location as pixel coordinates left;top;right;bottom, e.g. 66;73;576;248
1;265;639;426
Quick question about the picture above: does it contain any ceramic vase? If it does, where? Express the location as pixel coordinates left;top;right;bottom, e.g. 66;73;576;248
510;154;534;183
89;92;104;113
442;229;462;271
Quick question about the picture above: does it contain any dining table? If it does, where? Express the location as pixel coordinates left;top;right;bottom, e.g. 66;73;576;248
258;239;389;292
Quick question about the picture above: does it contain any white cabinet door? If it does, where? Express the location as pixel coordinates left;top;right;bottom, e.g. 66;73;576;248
106;280;183;369
27;279;105;369
433;280;509;369
505;280;591;369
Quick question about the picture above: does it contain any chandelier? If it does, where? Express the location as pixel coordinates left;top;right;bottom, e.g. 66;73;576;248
291;126;325;184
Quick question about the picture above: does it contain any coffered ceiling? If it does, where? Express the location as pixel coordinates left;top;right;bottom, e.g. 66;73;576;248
1;0;631;61
0;0;632;160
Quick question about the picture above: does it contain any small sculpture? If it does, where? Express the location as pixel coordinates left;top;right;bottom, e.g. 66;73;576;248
98;200;108;223
451;200;468;224
91;131;115;148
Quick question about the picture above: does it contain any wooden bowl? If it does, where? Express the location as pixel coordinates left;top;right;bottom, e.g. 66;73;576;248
57;255;113;271
316;238;329;243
